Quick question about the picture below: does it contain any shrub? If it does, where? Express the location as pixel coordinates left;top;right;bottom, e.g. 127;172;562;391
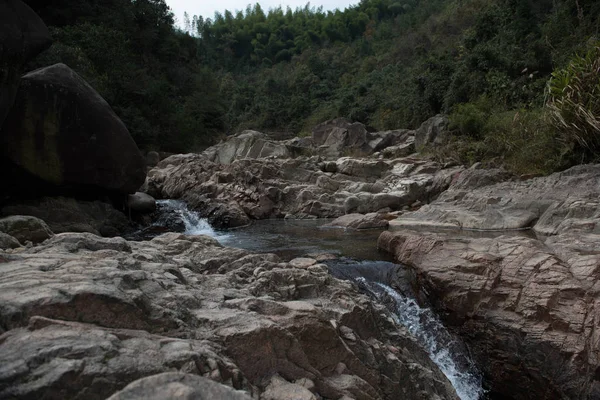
547;43;600;153
448;98;492;138
484;109;566;175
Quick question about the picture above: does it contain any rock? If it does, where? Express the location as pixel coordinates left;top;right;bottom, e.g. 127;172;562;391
381;141;416;159
367;129;413;152
128;192;157;213
312;118;371;158
0;232;459;400
414;114;449;149
289;257;317;268
107;373;252;400
0;215;53;243
146;151;160;167
335;158;390;178
261;375;317;400
204;131;290;164
378;229;600;399
390;164;600;233
146;153;461;224
0;63;146;194
0;232;20;249
2;196;130;237
326;213;390;230
0;0;51;126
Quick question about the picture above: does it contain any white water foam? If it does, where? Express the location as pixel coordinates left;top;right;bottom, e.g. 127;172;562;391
156;199;229;238
357;278;484;400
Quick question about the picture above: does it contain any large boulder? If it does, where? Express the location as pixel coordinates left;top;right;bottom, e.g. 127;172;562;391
414;114;449;149
0;215;53;243
0;63;146;194
312;118;371;157
0;0;51;127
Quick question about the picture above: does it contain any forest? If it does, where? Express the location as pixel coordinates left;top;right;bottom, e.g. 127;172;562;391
23;0;600;173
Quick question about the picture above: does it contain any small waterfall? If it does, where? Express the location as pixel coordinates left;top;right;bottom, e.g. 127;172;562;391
156;199;228;238
356;278;484;400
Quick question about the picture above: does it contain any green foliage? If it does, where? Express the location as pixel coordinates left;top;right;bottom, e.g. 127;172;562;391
437;109;566;175
25;0;224;153
449;98;493;139
548;43;600;154
24;0;600;170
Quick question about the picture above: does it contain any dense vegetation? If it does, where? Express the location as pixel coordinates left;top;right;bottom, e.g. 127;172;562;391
24;0;600;173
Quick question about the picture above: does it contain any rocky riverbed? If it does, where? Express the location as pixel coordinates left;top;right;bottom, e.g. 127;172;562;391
2;4;599;396
0;231;461;400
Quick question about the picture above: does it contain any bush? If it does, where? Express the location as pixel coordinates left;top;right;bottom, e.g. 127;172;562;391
448;98;492;138
484;109;566;175
547;43;600;154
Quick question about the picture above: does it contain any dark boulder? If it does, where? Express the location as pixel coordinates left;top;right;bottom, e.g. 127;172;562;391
1;196;131;237
0;215;53;244
0;232;21;249
0;0;51;126
0;63;146;194
128;192;157;214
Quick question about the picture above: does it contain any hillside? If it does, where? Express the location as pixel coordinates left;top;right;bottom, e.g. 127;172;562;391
24;0;600;172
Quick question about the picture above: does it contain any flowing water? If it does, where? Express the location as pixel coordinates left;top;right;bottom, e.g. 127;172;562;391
148;199;485;399
357;278;485;400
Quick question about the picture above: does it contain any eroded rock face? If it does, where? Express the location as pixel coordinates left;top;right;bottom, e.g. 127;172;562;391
390;164;600;233
204;131;291;164
146;153;463;224
378;229;600;399
0;63;146;194
0;0;51;127
0;232;459;400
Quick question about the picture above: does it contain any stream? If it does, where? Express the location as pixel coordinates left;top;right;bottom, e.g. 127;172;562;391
150;199;486;400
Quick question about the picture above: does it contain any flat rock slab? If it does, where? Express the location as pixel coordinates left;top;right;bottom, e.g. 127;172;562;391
392;164;600;234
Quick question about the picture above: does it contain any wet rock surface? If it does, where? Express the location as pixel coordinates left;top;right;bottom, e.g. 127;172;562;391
0;232;459;400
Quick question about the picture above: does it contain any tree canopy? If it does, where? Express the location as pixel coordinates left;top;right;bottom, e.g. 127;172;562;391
24;0;600;157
